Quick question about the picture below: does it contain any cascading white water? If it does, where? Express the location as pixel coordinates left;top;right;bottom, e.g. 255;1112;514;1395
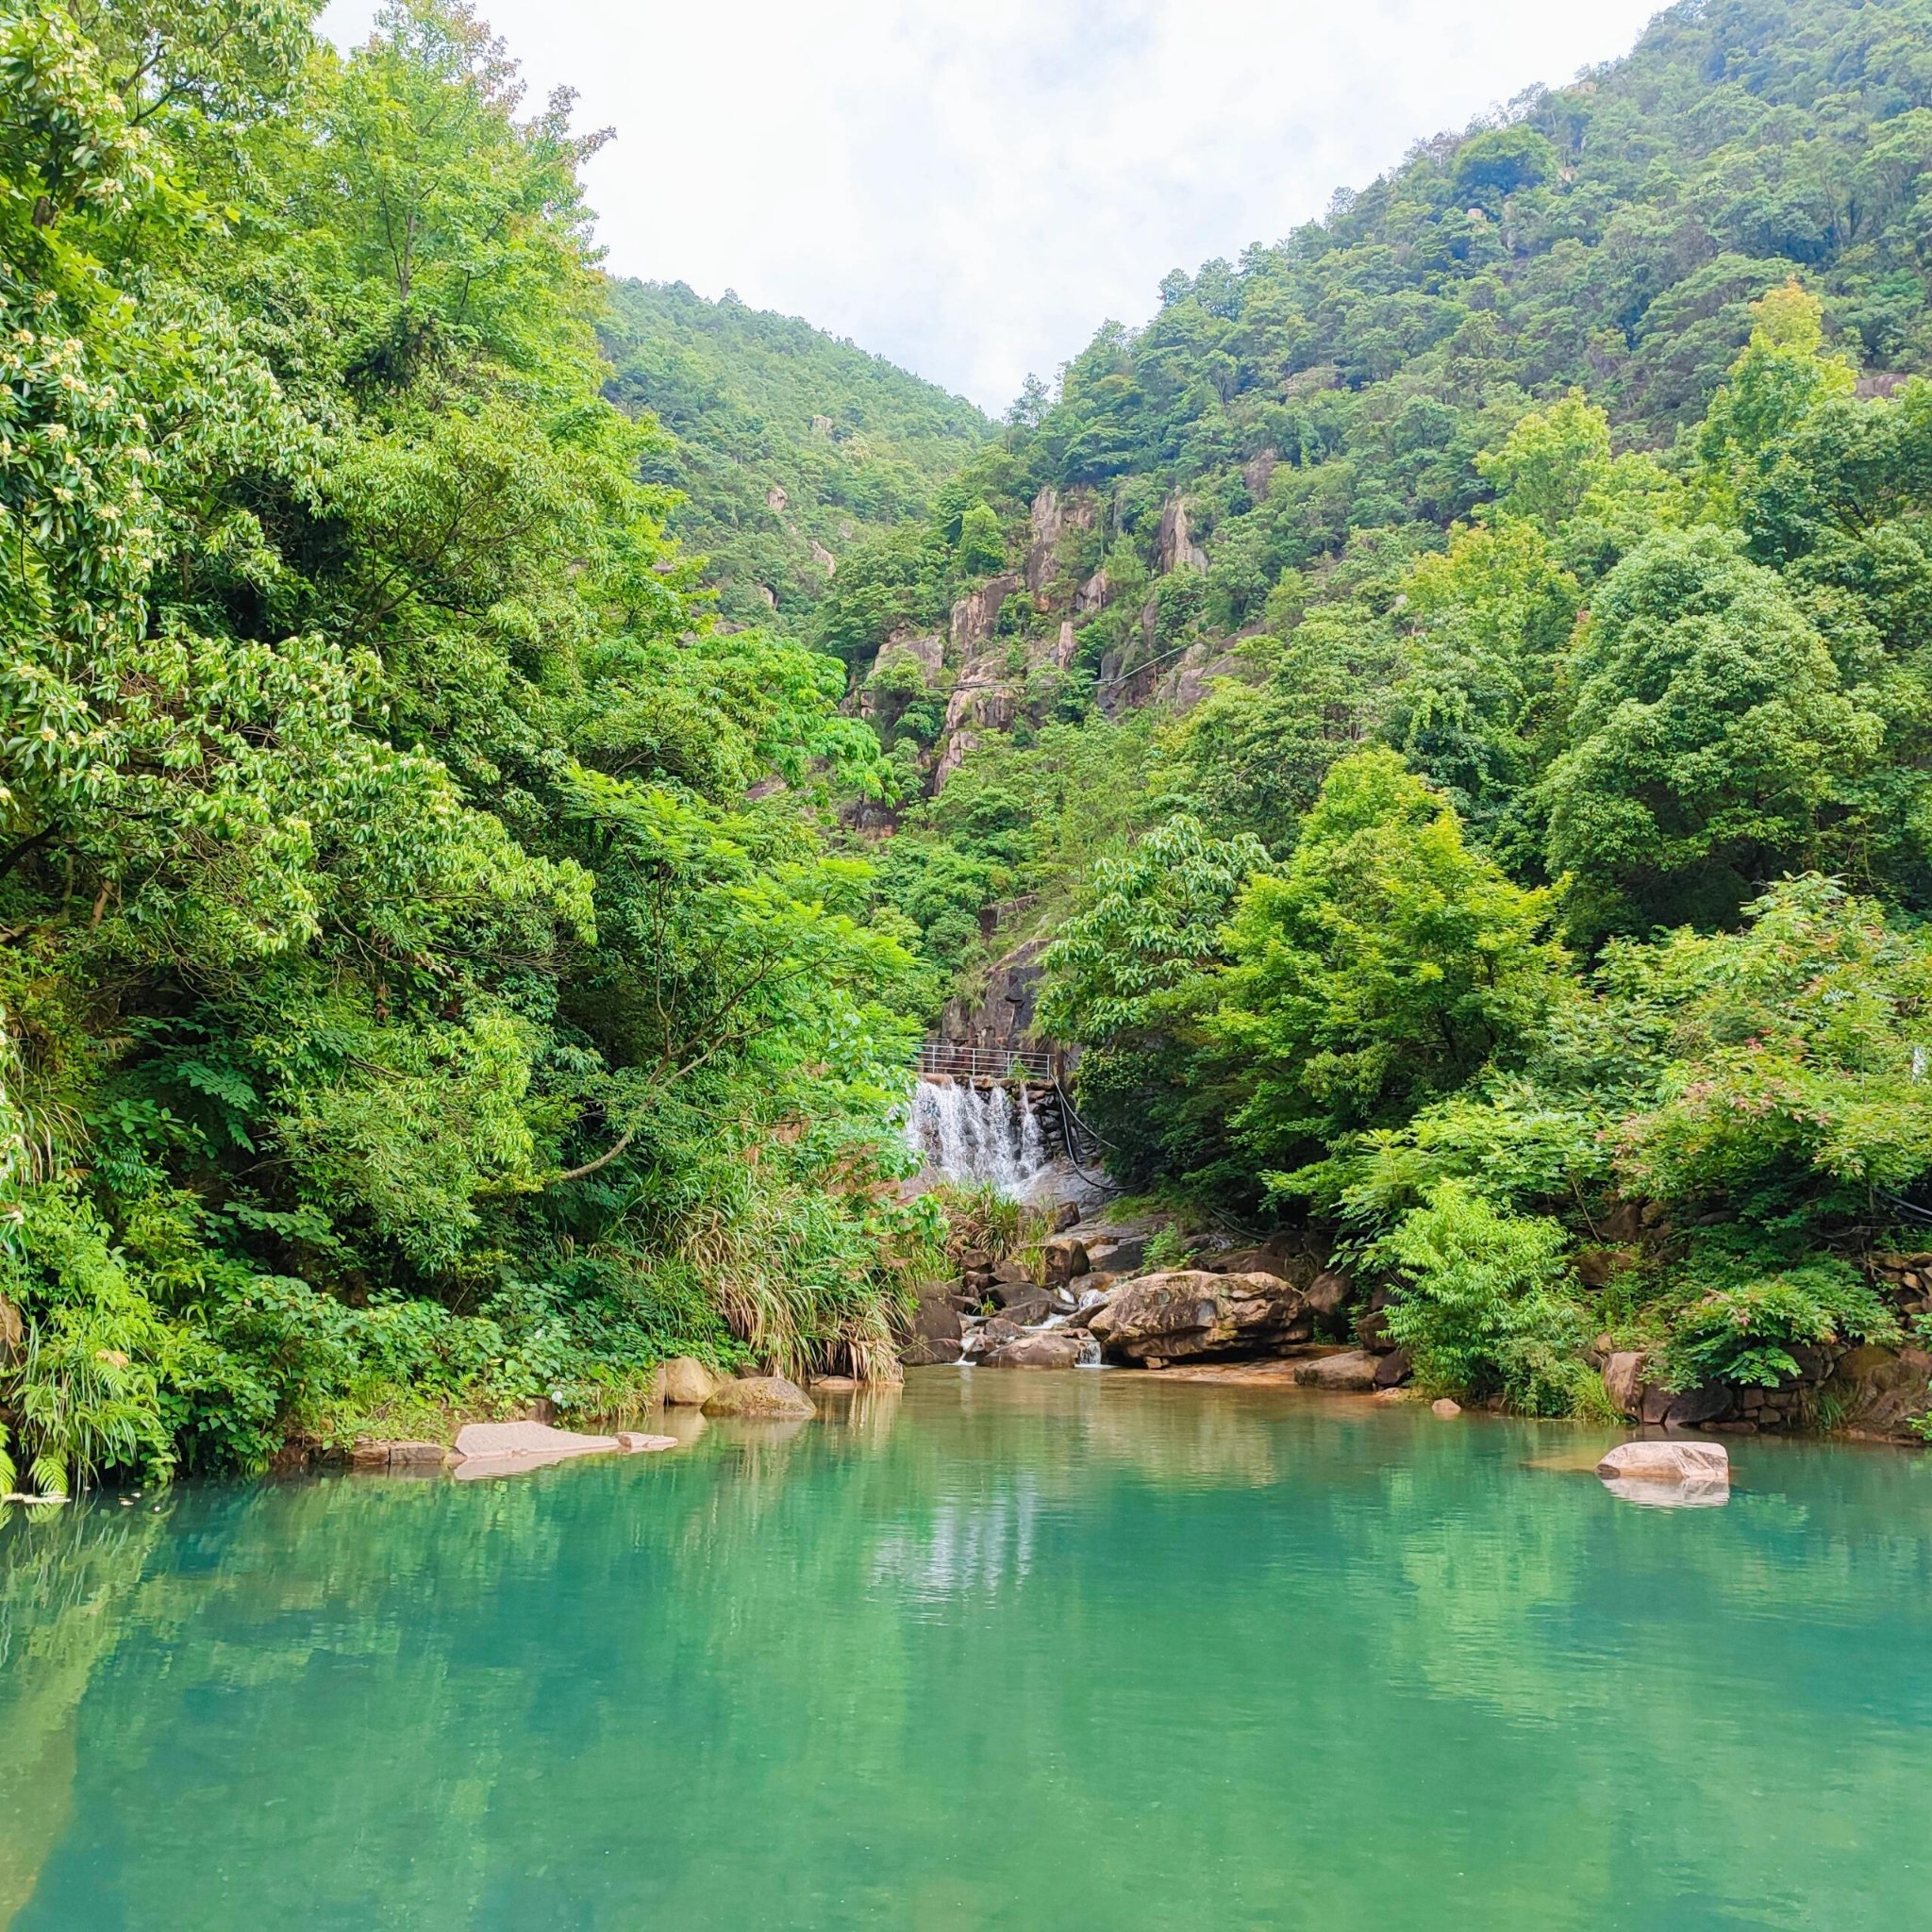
906;1077;1054;1198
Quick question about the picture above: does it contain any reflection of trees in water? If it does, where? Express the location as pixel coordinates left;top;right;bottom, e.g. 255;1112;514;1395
1332;1421;1932;1925
0;1506;168;1923
9;1391;1932;1927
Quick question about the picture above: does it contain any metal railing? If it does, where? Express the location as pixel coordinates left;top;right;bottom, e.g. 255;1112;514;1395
914;1041;1058;1082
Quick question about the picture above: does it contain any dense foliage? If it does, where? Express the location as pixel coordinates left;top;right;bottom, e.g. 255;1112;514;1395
9;0;1932;1474
851;0;1932;1423
0;0;940;1491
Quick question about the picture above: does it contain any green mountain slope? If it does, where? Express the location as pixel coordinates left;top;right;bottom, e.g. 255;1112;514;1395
601;279;991;626
837;0;1932;1424
839;0;1932;961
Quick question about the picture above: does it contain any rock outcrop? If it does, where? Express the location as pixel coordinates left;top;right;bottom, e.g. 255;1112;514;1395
1087;1270;1311;1365
949;573;1019;656
1823;1344;1932;1436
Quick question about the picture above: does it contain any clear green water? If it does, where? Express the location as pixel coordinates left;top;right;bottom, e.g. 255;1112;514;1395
4;1371;1932;1931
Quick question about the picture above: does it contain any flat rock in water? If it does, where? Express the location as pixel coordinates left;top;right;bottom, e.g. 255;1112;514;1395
985;1332;1088;1370
701;1375;816;1420
1153;1358;1307;1386
613;1431;679;1453
1596;1440;1729;1485
451;1420;624;1481
809;1375;858;1392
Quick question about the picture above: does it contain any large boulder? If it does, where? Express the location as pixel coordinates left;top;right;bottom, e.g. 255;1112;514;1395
1087;1270;1311;1365
1294;1349;1380;1391
1087;1230;1154;1276
1374;1347;1413;1390
901;1288;964;1367
702;1375;816;1421
1042;1237;1090;1286
1661;1383;1732;1428
1305;1270;1351;1328
1638;1379;1731;1427
656;1357;721;1407
1596;1440;1730;1485
986;1332;1089;1370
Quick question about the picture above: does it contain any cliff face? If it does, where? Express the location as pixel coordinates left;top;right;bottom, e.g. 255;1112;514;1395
936;938;1054;1064
862;480;1241;798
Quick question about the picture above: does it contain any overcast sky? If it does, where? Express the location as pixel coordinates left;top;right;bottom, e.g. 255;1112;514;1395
316;0;1668;412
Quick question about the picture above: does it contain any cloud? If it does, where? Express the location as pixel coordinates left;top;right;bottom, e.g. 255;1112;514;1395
315;0;1667;411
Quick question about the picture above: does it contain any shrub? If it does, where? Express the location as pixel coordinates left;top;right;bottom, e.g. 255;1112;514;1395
1374;1180;1591;1415
1660;1257;1899;1390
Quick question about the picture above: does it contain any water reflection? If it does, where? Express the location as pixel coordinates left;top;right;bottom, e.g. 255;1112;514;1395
4;1374;1932;1930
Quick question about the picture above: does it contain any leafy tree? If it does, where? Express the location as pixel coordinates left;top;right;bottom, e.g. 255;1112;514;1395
1040;815;1270;1191
956;501;1005;575
1542;528;1881;940
1695;282;1858;516
1216;750;1566;1181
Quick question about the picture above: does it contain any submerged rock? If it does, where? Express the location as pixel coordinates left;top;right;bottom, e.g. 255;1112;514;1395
701;1375;816;1420
656;1357;721;1407
1087;1270;1311;1364
613;1431;679;1453
1601;1474;1731;1508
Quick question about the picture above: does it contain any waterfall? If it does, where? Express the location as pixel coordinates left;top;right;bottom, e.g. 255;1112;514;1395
906;1077;1054;1197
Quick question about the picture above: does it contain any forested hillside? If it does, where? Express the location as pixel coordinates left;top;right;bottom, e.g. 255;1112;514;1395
601;280;989;627
844;0;1932;1422
0;0;941;1493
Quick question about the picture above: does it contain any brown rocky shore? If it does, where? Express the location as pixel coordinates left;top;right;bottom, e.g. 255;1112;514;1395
899;1209;1932;1446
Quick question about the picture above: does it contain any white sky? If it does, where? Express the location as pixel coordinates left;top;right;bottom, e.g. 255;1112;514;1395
316;0;1668;413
